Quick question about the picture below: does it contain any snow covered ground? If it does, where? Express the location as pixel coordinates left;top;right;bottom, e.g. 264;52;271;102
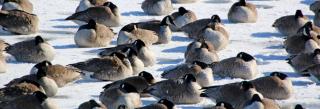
0;0;320;108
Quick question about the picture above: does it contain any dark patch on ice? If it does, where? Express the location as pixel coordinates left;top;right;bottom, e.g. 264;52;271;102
121;11;147;16
157;64;178;71
305;15;314;20
52;95;70;99
254;54;287;61
50;18;67;22
142;99;157;105
162;46;186;53
171;35;191;42
301;0;314;5
53;25;79;29
251;32;284;38
255;5;274;9
53;44;77;49
40;30;75;35
204;0;231;3
266;45;284;49
157;58;183;65
292;80;314;86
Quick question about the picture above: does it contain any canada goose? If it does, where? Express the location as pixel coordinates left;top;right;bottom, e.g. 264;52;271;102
0;80;44;102
102;71;155;94
147;74;203;104
99;83;142;109
251;72;293;100
200;81;263;109
132;16;175;44
181;15;222;39
171;0;198;4
31;61;82;87
69;52;133;81
185;41;219;64
198;15;229;51
162;61;214;87
4;65;59;97
296;21;320;35
211;52;259;79
272;10;309;36
75;19;115;48
284;24;320;55
117;24;158;46
227;0;257;23
99;40;156;67
310;1;320;14
170;7;197;31
1;0;33;13
121;47;144;75
243;94;280;109
66;2;120;27
287;49;320;73
78;99;107;109
5;36;55;63
136;99;176;109
141;0;173;15
185;41;216;59
0;9;39;35
2;91;59;109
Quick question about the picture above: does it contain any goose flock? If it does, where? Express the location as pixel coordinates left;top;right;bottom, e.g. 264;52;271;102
0;0;319;109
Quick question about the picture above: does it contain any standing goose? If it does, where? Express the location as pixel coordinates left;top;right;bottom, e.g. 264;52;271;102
99;83;142;109
102;71;155;95
181;15;222;39
198;15;229;51
170;7;197;31
287;49;320;73
121;47;144;75
146;74;203;104
136;99;176;109
302;64;320;80
75;19;115;47
2;91;59;109
200;81;263;109
100;40;156;67
141;0;173;15
117;24;158;46
30;61;82;88
185;41;219;64
78;99;107;109
211;52;259;79
171;0;198;4
227;0;257;23
243;94;280;109
0;80;44;102
162;61;214;87
132;16;175;44
66;2;121;27
272;10;308;36
5;36;55;63
284;24;320;55
69;52;133;81
0;9;39;35
251;72;293;100
1;0;33;13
